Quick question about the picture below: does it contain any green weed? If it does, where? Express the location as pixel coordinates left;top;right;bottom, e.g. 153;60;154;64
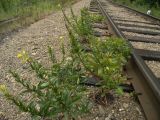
63;8;131;92
0;47;90;120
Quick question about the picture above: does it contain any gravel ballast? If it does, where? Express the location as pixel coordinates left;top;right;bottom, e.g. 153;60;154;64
123;31;160;40
101;0;160;52
104;8;148;22
115;20;160;28
145;61;160;78
131;42;160;51
119;26;160;33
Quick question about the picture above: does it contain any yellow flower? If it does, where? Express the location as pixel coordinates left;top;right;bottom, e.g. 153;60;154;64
22;50;26;54
23;57;30;63
59;36;64;40
0;85;8;94
106;67;109;71
17;53;23;58
57;4;61;8
17;50;30;63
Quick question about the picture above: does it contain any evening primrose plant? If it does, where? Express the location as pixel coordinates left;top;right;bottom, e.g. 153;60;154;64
17;50;30;63
63;7;104;43
80;38;130;90
65;19;130;92
0;47;90;120
63;7;131;92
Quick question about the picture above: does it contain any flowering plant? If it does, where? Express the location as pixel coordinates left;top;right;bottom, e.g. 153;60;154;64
0;47;90;120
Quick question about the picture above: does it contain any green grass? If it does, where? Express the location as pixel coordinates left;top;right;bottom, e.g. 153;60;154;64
113;0;160;18
0;0;79;21
0;0;54;21
0;0;78;34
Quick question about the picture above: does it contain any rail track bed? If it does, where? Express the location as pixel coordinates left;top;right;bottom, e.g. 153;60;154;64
0;0;159;119
89;0;160;119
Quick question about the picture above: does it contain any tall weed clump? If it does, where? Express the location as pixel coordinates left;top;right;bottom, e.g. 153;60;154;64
0;48;90;120
63;8;131;93
81;38;130;90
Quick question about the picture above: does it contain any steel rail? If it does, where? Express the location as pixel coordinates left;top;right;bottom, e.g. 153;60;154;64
0;17;19;26
95;0;160;119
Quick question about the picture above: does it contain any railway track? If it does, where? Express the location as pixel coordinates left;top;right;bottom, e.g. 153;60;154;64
89;0;160;119
0;1;159;119
0;17;19;26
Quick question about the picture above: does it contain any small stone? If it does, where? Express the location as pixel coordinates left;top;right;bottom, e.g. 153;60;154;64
98;105;105;114
33;43;38;46
136;107;142;115
119;108;124;112
123;103;129;108
17;47;21;50
32;52;36;56
112;110;114;113
31;46;38;50
22;63;29;69
0;112;4;115
95;117;99;120
124;93;130;97
105;114;112;120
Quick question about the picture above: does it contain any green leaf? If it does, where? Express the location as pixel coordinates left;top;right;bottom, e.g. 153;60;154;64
116;87;124;95
39;82;49;89
48;46;57;63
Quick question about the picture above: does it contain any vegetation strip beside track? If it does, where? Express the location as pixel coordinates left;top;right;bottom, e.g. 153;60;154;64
94;0;160;119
